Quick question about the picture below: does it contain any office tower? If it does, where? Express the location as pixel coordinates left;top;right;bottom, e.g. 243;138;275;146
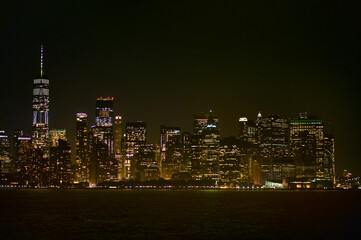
32;45;50;157
90;129;115;184
125;122;146;179
75;113;90;183
160;126;183;179
219;137;242;186
49;129;67;147
191;113;211;179
50;139;72;186
182;132;192;173
238;118;257;143
0;130;11;179
95;97;114;155
136;143;159;181
290;113;324;178
324;134;335;185
88;128;99;185
114;115;123;180
13;136;32;183
94;97;117;182
258;114;291;182
200;111;220;181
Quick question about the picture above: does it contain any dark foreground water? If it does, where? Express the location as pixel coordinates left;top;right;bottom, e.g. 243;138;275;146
1;190;361;239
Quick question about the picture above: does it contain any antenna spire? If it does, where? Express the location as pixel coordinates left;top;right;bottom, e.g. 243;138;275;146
40;45;44;77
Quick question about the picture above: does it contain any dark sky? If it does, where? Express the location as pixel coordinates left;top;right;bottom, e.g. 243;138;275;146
1;1;360;175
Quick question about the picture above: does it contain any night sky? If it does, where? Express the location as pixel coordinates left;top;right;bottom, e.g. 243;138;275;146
1;1;360;175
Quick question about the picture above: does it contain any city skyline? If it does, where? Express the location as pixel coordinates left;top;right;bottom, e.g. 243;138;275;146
1;1;360;176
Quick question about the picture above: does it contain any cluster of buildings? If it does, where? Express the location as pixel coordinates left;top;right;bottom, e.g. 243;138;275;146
0;46;340;189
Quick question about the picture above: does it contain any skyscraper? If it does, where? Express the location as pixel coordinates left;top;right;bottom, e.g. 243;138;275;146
14;136;32;184
32;45;50;157
94;97;117;182
323;134;335;184
200;111;220;181
160;126;183;179
50;139;72;186
75;113;90;183
0;130;11;178
191;113;210;179
136;143;159;181
125;122;146;179
114;115;123;180
290;113;324;179
258;114;290;182
95;97;114;156
219;136;241;186
238;117;257;144
191;111;221;180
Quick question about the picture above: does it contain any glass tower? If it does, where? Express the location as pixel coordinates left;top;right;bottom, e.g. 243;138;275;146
32;45;50;157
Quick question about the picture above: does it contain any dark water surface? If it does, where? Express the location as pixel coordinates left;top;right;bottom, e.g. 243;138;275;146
1;190;360;239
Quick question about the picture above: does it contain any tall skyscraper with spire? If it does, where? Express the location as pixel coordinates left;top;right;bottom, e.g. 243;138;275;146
32;45;50;157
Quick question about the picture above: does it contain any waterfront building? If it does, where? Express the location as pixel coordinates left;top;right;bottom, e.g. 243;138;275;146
0;130;11;180
50;139;72;186
13;136;32;184
257;114;290;183
290;113;324;179
191;111;220;180
114;115;124;180
323;134;335;184
160;126;183;179
136;143;159;181
125;122;146;179
94;97;118;182
200;111;220;181
75;113;90;183
182;132;192;174
94;97;114;156
191;114;208;178
219;137;241;186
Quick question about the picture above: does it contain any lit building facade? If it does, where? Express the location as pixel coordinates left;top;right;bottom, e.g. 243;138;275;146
93;97;118;182
323;134;335;184
182;132;192;173
50;139;72;186
200;112;220;181
49;129;67;147
290;113;324;179
191;113;210;179
0;130;11;178
219;137;242;186
238;117;257;144
14;136;32;184
114;115;123;180
13;129;24;156
32;45;50;157
258;114;290;182
125;122;146;179
75;113;90;183
136;143;159;181
95;97;114;156
160;126;183;179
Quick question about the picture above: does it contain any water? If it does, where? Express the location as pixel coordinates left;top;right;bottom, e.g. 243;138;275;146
1;190;360;239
